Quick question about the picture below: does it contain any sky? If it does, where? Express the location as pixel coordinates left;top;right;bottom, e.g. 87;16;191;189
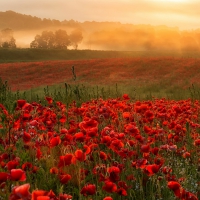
0;0;200;30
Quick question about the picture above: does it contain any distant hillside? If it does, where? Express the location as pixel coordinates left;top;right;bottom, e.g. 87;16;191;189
0;10;81;30
0;10;200;51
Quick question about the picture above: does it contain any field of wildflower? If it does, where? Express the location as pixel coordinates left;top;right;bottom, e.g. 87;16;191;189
0;57;200;92
0;55;200;200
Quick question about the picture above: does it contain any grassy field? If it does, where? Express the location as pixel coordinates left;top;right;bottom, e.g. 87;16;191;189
1;48;200;63
0;49;200;199
0;55;200;104
0;49;200;109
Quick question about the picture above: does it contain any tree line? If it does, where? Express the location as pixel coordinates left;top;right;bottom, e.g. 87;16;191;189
0;28;16;48
0;11;80;31
0;28;83;49
30;29;83;49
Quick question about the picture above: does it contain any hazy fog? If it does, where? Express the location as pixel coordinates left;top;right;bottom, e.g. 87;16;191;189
1;11;200;51
13;24;200;51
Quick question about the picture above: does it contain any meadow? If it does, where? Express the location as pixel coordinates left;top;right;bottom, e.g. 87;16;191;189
0;50;199;200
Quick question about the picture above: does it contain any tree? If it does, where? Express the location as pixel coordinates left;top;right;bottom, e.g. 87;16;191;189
0;28;16;48
30;29;71;49
30;31;55;49
54;29;70;49
69;29;83;50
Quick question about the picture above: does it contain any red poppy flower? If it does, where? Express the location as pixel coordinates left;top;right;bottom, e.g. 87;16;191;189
9;183;31;200
75;149;86;162
89;143;99;151
151;147;159;155
6;160;19;170
122;112;131;120
45;97;53;104
102;181;117;193
103;197;113;200
23;111;32;121
122;94;130;100
128;140;136;147
17;100;26;108
194;139;200;146
46;190;57;199
83;145;91;154
182;191;198;200
0;103;7;111
59;193;73;200
182;152;191;158
154;157;164;167
74;132;85;142
132;158;148;169
100;151;108;160
86;127;98;137
79;118;98;131
1;153;8;160
29;119;38;127
60;128;68;134
50;136;61;148
22;162;33;171
58;154;75;167
107;166;120;182
13;119;21;130
117;187;127;196
167;181;181;191
144;164;160;176
124;123;139;136
167;181;182;198
32;166;39;173
141;144;150;153
37;197;50;200
10;169;26;181
32;190;49;200
107;166;120;174
23;131;31;143
59;174;71;184
110;139;124;151
59;115;67;123
0;172;9;183
50;167;59;174
143;125;151;134
34;146;42;159
101;136;112;145
118;181;129;190
81;184;96;196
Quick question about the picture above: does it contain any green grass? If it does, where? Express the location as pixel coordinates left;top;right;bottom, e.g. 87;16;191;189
1;48;200;63
1;75;200;113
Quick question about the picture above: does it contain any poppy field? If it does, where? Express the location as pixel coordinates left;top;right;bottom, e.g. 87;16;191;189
0;93;200;199
0;57;200;92
0;55;200;200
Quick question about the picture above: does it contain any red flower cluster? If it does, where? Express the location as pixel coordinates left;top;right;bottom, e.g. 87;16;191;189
0;96;199;199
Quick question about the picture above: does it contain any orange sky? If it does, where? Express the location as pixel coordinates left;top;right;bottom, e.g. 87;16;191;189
0;0;199;30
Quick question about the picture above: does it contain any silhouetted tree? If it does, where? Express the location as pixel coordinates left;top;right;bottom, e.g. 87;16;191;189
30;29;71;49
0;28;16;48
30;31;55;49
69;29;83;49
54;29;70;49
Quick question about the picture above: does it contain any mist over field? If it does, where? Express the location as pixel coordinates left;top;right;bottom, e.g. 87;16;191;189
1;11;200;51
